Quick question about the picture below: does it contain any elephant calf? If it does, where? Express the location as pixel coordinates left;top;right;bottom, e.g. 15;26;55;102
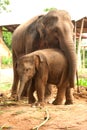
17;49;72;106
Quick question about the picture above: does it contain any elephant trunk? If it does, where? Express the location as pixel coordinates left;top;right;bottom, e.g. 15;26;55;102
61;38;77;88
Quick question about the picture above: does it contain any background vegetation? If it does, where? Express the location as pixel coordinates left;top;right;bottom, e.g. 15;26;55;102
2;27;12;50
0;0;10;13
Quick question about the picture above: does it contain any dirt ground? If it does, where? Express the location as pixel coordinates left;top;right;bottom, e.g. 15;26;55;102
0;69;87;130
0;87;87;130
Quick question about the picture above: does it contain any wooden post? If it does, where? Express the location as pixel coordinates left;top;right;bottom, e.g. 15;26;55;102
83;47;85;68
77;18;84;70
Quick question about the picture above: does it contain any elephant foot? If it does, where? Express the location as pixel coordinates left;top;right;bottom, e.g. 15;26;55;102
10;93;18;101
65;99;73;105
11;92;17;98
28;97;36;104
52;99;63;105
31;101;45;107
11;88;18;96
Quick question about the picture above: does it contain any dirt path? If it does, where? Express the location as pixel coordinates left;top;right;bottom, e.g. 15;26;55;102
0;94;87;130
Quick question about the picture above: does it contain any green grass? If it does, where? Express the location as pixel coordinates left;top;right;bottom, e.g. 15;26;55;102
0;83;11;92
78;78;87;87
1;56;12;68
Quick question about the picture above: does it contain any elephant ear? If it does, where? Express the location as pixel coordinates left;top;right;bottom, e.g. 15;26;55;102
36;20;46;39
36;15;58;38
43;15;58;28
34;54;44;70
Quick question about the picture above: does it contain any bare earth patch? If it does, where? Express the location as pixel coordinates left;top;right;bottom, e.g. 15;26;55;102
0;88;87;130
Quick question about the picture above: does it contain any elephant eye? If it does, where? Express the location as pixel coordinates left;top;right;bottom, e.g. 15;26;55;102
23;68;29;72
26;68;29;71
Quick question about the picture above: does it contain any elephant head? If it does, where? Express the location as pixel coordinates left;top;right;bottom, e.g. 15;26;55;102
16;53;45;100
36;9;77;88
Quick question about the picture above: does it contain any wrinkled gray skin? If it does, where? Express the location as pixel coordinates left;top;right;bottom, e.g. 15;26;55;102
11;10;76;103
17;49;73;105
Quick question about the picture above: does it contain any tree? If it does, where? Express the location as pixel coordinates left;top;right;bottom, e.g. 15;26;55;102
0;0;11;50
3;27;12;50
0;0;10;13
44;7;57;12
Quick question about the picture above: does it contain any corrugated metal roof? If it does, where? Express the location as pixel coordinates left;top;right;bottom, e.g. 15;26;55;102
76;17;87;33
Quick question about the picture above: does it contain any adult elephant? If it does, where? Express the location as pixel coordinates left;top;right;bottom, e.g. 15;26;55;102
11;9;76;103
36;10;77;89
16;49;71;105
11;15;44;97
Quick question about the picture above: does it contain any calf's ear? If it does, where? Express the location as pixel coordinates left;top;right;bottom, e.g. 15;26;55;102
34;54;44;70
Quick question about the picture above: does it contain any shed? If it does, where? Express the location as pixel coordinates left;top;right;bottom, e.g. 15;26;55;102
73;17;87;69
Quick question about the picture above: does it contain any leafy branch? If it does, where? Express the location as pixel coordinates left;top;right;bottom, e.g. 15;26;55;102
0;0;11;13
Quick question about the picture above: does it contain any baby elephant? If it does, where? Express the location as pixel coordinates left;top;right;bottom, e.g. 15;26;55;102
17;49;71;106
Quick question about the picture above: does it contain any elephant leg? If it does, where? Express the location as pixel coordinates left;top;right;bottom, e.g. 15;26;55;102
11;51;19;97
35;79;45;106
28;79;36;104
11;69;19;97
65;87;74;105
53;86;66;105
44;84;53;103
45;84;52;98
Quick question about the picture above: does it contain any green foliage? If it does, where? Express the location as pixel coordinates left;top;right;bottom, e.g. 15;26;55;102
2;27;12;50
0;83;11;91
2;56;12;68
85;50;87;68
44;7;57;12
0;0;11;13
81;49;87;68
78;78;87;87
